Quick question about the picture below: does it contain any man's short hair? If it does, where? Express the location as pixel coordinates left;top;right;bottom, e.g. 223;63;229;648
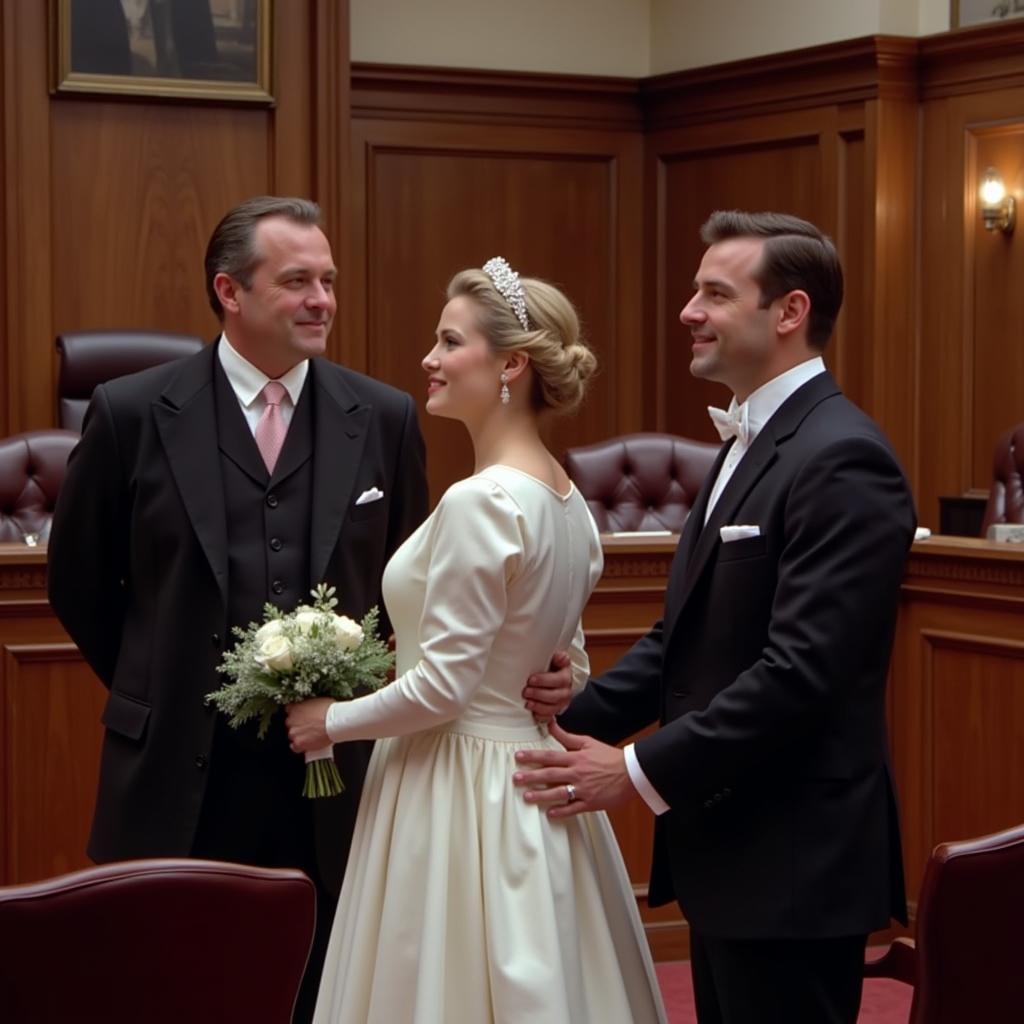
700;210;843;349
204;196;323;319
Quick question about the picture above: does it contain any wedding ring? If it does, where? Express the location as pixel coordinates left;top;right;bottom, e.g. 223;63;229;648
565;783;578;804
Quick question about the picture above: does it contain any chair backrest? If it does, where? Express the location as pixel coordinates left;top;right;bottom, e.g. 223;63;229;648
0;858;316;1024
564;432;720;533
909;821;1024;1023
57;330;204;431
980;422;1024;534
0;429;80;543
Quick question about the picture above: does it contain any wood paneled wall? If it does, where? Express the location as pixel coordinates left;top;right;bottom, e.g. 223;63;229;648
349;67;645;501
4;9;1024;927
0;0;350;436
642;37;919;458
4;16;1024;516
917;26;1024;530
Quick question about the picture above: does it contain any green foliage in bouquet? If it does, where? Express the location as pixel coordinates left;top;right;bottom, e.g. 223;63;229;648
206;583;394;797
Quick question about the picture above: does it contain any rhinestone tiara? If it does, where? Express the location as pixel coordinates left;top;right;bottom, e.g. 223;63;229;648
482;257;530;331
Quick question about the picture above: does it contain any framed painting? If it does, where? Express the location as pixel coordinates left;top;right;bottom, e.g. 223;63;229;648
51;0;274;104
953;0;1024;27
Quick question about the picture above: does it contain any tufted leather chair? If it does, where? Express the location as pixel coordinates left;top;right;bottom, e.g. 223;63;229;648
980;423;1024;534
0;429;79;544
863;821;1024;1023
564;432;720;533
0;858;316;1024
57;329;204;431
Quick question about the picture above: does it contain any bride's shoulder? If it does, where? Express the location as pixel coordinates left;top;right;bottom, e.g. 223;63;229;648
436;471;522;515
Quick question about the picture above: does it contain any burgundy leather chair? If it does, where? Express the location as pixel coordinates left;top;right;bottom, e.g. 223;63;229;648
0;429;79;543
57;330;204;431
564;432;720;533
0;858;316;1024
980;423;1024;534
864;821;1024;1023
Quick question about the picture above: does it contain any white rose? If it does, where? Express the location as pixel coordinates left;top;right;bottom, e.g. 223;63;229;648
293;609;322;636
332;614;363;651
254;619;284;644
254;634;294;672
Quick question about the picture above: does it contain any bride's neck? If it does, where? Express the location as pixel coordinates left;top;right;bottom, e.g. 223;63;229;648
469;407;544;472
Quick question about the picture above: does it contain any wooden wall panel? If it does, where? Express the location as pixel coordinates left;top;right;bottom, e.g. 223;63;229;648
50;103;270;340
892;538;1024;897
915;25;1024;531
926;635;1024;842
0;0;348;432
835;128;868;411
969;126;1024;491
643;42;916;473
1;646;106;884
652;124;828;442
350;103;644;502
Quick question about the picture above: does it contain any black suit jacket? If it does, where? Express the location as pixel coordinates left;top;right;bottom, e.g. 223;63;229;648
48;343;427;868
562;372;915;940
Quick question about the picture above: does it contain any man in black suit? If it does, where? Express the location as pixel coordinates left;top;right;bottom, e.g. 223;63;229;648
48;196;427;1020
515;211;915;1022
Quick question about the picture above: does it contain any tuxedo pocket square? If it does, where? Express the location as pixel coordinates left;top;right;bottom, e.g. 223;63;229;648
355;487;384;506
720;524;761;542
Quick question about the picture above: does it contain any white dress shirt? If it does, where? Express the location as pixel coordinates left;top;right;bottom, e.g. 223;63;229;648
217;332;308;435
624;356;827;816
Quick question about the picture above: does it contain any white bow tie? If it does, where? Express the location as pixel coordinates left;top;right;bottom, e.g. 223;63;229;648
708;403;751;446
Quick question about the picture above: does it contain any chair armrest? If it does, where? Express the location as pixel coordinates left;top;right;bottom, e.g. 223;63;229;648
864;936;916;985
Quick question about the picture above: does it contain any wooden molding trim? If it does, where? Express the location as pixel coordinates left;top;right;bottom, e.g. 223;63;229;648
352;27;1024;136
351;62;643;131
919;21;1024;97
905;537;1024;592
641;36;920;131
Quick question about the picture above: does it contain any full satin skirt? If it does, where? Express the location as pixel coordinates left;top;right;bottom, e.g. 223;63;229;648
313;719;666;1024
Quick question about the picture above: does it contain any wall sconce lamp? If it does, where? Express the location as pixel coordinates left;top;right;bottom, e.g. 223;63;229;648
979;167;1016;234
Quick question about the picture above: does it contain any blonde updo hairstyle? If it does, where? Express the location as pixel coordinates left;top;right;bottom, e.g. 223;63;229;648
447;267;597;415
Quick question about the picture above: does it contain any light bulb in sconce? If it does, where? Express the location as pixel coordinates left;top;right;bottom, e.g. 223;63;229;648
979;166;1016;234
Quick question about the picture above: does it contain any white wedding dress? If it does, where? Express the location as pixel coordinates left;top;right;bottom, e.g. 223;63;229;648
313;465;666;1024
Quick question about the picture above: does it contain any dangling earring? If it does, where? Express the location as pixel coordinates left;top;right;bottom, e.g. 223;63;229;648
499;372;510;405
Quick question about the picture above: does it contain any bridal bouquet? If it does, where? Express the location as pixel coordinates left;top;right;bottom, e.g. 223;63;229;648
206;583;393;798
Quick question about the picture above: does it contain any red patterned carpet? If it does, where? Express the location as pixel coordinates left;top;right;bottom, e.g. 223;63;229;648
655;961;913;1023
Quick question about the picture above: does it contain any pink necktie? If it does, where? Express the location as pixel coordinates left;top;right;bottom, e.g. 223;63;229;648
255;381;288;473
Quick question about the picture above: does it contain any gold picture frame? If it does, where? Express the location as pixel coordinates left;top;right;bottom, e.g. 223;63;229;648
952;0;1024;28
51;0;274;105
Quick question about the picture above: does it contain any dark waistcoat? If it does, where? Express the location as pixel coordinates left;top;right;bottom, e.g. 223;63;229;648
213;363;315;758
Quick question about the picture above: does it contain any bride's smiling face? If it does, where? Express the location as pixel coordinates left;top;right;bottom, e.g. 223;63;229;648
422;296;505;422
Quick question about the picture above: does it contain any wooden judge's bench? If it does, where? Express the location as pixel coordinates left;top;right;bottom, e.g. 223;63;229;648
3;535;1024;959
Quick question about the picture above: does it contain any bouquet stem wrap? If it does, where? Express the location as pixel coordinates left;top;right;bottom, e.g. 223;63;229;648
304;745;343;798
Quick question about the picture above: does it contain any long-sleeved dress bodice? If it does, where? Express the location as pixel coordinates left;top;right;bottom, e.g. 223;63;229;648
325;464;599;741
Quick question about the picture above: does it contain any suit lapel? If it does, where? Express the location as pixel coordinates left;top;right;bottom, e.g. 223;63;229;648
152;345;229;606
664;370;841;639
213;360;268;486
664;435;777;639
309;360;370;585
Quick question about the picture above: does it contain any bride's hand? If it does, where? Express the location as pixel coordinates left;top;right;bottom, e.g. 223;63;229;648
523;650;574;724
285;697;334;753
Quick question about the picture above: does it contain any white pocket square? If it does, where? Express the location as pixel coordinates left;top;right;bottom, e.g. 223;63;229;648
719;524;761;542
355;487;384;506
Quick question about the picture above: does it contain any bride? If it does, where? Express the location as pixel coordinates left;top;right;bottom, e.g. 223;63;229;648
286;257;666;1023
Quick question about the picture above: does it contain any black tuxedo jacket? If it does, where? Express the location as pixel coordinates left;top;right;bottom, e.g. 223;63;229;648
562;371;915;940
48;343;427;868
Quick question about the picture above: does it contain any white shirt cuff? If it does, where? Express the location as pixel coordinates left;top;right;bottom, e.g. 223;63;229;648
624;742;670;815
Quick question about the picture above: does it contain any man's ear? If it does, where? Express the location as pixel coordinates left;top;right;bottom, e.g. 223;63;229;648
502;350;530;383
213;272;243;315
776;289;811;337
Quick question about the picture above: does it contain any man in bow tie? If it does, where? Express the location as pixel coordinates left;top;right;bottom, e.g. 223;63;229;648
48;196;429;1021
516;211;916;1023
